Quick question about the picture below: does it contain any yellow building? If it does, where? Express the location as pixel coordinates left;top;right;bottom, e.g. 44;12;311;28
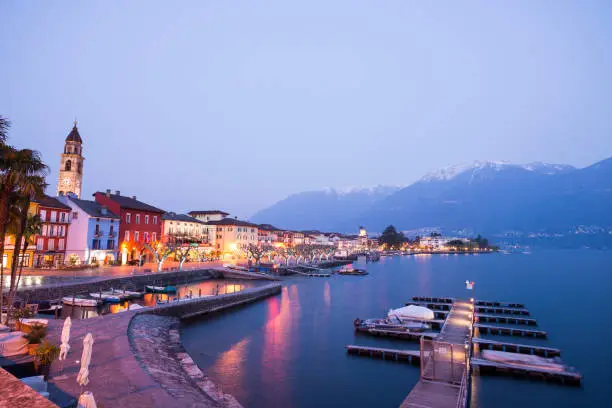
1;202;39;269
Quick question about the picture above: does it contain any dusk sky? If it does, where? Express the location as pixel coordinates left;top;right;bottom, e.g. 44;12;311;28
2;1;612;217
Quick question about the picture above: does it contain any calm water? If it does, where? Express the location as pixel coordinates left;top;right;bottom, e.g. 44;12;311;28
181;251;612;407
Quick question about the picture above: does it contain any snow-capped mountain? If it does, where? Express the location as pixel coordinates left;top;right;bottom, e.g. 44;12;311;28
420;161;575;182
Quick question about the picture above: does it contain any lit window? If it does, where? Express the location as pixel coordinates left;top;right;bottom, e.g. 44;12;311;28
153;216;158;224
134;231;140;241
145;215;149;224
135;214;140;224
126;213;131;224
125;230;130;242
152;232;157;242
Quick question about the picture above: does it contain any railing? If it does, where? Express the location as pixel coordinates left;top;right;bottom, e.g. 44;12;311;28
94;231;105;237
456;371;468;408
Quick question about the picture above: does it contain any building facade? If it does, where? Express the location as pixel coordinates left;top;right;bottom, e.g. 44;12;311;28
161;212;208;244
1;202;39;270
32;196;71;267
203;218;258;255
93;190;164;265
58;194;119;265
57;122;85;198
188;211;229;250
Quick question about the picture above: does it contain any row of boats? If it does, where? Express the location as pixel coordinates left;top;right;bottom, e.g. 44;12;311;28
61;285;178;307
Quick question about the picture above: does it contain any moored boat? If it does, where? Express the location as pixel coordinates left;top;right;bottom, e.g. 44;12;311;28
388;305;435;321
110;289;144;299
62;297;100;307
145;285;177;294
338;268;368;276
89;292;122;303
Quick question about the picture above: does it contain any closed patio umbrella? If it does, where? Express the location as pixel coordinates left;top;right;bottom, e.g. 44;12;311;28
76;333;94;387
77;391;97;408
59;317;71;360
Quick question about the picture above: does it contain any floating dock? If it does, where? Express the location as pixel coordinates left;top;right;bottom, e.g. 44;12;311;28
355;327;437;342
475;305;530;316
474;323;548;339
406;301;453;311
346;345;421;365
286;268;330;278
475;313;538;326
472;338;561;358
471;358;581;386
476;300;525;308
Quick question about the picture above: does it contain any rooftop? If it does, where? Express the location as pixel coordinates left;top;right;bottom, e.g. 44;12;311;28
257;223;284;231
34;195;72;210
94;192;165;213
205;217;258;228
188;210;229;216
65;123;82;143
162;212;205;223
68;197;119;219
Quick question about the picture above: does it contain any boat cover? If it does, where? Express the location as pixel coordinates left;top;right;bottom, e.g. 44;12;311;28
388;305;435;321
0;331;28;357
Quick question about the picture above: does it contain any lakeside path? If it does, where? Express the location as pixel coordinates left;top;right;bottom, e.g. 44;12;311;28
44;283;282;408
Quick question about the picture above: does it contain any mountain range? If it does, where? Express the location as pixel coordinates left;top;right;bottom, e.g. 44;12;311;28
250;158;612;245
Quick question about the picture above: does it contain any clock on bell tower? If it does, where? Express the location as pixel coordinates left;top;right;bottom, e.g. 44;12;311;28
57;121;85;198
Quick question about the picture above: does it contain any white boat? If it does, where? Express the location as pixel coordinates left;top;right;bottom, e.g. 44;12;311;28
388;305;435;321
128;304;144;310
62;297;100;307
481;350;564;372
89;292;122;302
110;289;144;298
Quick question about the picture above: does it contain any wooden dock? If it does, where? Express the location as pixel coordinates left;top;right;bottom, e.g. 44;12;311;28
412;296;454;304
474;323;548;339
406;301;453;311
355;327;438;342
476;300;525;308
475;305;530;316
399;300;473;408
472;338;561;357
471;358;582;386
475;313;538;326
346;345;421;365
286;268;330;277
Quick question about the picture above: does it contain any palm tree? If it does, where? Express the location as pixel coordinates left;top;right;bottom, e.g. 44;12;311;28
12;213;43;295
0;147;48;324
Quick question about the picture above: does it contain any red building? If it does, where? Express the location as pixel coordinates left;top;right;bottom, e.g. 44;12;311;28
93;190;164;265
33;195;72;267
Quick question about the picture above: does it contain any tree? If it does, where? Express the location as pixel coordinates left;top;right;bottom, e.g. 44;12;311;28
378;225;405;250
0;116;9;144
241;243;273;266
143;241;175;272
173;245;192;270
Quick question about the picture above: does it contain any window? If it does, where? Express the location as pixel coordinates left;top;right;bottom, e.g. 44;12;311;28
126;213;131;224
42;225;48;236
135;214;140;224
40;210;47;221
152;232;157;242
124;230;130;242
58;239;65;250
72;211;78;219
145;215;149;224
95;224;100;234
50;211;57;222
153;216;158;225
49;226;55;237
48;239;55;250
107;240;114;250
143;232;150;243
77;162;82;174
60;213;66;222
109;225;114;235
92;239;100;249
65;160;72;171
134;231;140;242
36;238;44;250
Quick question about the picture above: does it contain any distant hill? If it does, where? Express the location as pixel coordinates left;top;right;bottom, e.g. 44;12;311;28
250;158;612;247
249;186;401;231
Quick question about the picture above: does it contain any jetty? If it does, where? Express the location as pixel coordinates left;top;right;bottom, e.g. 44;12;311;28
286;268;331;278
347;295;582;407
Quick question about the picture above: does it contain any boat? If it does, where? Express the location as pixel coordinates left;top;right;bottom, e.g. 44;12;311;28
145;285;177;294
355;317;431;332
338;268;368;276
223;264;249;271
388;305;435;321
89;292;122;303
128;304;144;310
481;350;565;372
62;297;100;307
110;289;144;299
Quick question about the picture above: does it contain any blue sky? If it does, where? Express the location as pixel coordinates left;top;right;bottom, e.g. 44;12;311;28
2;1;611;217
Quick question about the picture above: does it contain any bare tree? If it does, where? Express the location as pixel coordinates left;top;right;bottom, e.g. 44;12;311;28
174;245;192;270
143;241;175;272
241;243;274;266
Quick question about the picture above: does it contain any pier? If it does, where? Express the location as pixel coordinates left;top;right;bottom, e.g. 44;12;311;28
347;295;582;408
286;268;331;278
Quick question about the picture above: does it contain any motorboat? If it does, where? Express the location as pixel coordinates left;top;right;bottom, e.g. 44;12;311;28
145;285;177;294
89;292;122;303
388;305;435;321
62;297;100;307
481;350;565;372
355;317;431;332
128;304;145;310
338;268;368;276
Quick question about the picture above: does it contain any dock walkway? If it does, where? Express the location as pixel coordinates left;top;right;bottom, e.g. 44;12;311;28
399;300;473;408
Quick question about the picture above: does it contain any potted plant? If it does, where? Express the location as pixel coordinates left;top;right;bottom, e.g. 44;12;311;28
33;340;60;380
23;322;47;354
10;307;34;331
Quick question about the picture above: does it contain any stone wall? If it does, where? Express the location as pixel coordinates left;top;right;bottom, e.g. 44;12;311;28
0;368;59;408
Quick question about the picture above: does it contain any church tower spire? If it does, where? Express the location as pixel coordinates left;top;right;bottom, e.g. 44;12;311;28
57;121;85;198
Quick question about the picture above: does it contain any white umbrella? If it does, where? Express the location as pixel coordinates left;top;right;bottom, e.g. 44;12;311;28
76;333;94;387
77;391;97;408
59;317;71;360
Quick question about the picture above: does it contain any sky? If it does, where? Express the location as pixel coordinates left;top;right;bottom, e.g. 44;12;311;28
2;1;612;218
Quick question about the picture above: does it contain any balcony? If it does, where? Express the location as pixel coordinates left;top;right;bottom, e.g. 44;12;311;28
108;232;115;238
94;231;105;238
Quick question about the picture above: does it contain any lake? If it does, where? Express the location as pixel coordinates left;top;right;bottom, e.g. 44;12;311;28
181;250;612;407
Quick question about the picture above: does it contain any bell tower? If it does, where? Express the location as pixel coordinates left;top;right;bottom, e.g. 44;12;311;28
57;121;85;198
